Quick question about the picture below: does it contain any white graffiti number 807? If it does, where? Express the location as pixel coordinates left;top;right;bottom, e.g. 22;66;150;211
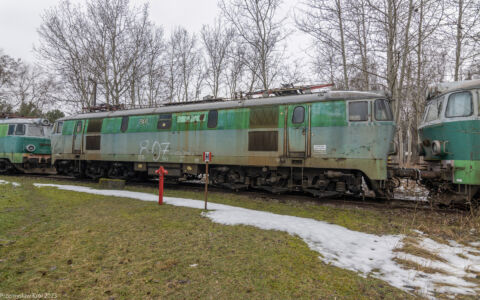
139;140;170;161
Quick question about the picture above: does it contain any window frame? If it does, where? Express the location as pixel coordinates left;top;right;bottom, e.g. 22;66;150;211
75;120;83;135
207;110;218;128
55;121;64;134
27;124;45;137
292;106;305;124
374;99;394;121
422;105;430;123
15;124;26;136
120;116;129;133
445;91;473;118
157;114;172;130
348;101;369;122
7;124;15;136
423;97;444;123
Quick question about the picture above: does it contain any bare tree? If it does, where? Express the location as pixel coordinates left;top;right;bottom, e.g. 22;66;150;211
224;41;247;98
37;1;92;108
37;0;162;108
140;27;167;106
446;0;480;80
220;0;288;90
168;27;202;102
296;0;350;89
345;0;372;90
201;19;234;98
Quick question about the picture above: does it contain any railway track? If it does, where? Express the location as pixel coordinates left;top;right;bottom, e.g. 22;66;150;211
5;173;472;214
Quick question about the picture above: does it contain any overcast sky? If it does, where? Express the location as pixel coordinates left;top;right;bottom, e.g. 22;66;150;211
0;0;308;64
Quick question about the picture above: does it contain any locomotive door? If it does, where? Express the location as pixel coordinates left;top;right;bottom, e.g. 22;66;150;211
72;120;84;154
287;104;309;158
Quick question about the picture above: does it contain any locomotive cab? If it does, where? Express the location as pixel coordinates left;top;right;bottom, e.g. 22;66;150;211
0;118;54;174
418;79;480;204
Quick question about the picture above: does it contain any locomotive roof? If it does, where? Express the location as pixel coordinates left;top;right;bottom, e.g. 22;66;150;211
426;79;480;100
60;90;386;121
0;118;48;125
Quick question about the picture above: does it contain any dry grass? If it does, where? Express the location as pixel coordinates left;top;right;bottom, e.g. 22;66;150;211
0;176;414;299
393;258;447;275
394;241;447;263
2;175;480;299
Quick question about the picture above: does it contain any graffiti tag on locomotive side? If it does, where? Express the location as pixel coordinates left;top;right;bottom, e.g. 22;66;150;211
138;140;170;161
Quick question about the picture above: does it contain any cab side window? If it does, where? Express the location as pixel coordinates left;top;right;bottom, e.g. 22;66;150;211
374;99;393;121
446;91;472;118
207;110;218;128
121;117;129;132
75;121;83;134
15;124;26;135
55;121;64;134
349;101;368;121
7;125;15;135
292;106;305;124
424;98;443;122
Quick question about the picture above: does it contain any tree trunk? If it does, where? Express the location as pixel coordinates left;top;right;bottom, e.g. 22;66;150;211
454;0;464;81
335;0;349;89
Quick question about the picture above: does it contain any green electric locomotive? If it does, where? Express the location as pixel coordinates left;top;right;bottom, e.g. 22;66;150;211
51;89;396;197
0;118;54;174
419;79;480;204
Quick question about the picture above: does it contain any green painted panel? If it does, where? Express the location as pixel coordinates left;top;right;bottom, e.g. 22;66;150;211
0;124;8;137
220;108;250;130
62;101;346;135
420;120;480;160
286;104;307;153
173;111;207;131
127;115;158;132
453;160;480;185
62;120;76;135
311;101;347;127
0;152;24;163
102;117;122;134
0;136;51;157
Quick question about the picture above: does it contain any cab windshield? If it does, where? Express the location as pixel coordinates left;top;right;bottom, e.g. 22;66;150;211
27;125;45;137
424;97;443;123
374;99;393;121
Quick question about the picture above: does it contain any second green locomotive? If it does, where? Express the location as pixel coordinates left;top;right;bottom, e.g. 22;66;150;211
418;79;480;204
0;118;54;174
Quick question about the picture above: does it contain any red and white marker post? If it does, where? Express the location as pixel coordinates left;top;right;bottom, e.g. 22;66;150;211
155;166;168;205
203;152;213;210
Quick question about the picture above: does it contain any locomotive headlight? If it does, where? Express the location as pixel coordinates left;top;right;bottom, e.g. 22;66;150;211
26;144;36;153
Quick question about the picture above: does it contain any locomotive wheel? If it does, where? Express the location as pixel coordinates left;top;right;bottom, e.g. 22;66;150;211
84;162;106;180
107;165;128;180
0;159;13;174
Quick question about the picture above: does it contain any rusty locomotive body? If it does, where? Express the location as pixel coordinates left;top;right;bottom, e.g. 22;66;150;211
50;90;396;198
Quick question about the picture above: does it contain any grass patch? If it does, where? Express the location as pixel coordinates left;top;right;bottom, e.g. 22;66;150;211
0;176;414;299
7;175;480;244
394;258;447;275
394;240;447;263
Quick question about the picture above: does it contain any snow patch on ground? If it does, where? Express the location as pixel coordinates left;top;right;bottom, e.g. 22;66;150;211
0;179;20;187
34;183;480;299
